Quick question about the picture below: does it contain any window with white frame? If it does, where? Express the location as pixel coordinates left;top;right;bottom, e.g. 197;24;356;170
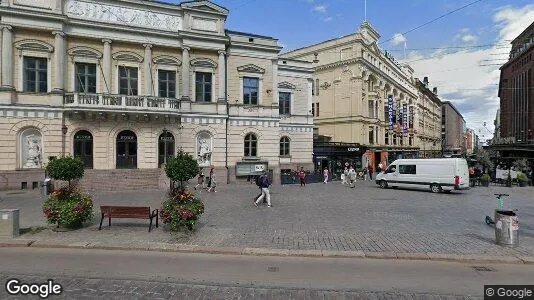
244;133;257;157
243;77;259;105
158;70;176;98
279;136;290;156
279;92;290;115
74;63;97;93
118;66;138;95
23;57;47;93
195;72;212;102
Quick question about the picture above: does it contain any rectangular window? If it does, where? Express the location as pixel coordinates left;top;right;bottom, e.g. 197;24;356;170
243;77;259;105
118;66;138;95
368;100;374;118
312;80;315;96
409;136;413;146
368;126;374;145
23;57;47;93
75;63;96;93
312;103;315;117
195;72;212;102
158;70;176;98
316;103;319;117
279;92;291;115
399;165;416;174
385;132;389;145
315;78;319;95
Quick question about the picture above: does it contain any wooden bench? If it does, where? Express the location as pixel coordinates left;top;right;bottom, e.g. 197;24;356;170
99;206;158;232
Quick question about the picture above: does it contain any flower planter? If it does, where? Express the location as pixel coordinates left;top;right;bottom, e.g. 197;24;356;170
481;180;490;187
518;181;527;187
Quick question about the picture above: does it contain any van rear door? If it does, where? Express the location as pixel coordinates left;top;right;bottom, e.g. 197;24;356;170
455;159;470;189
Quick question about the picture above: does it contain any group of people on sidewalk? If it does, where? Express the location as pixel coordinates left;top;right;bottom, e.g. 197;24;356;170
194;167;217;193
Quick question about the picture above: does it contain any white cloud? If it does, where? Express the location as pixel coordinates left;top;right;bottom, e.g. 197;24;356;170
322;16;333;22
392;33;407;46
313;4;327;13
408;4;534;141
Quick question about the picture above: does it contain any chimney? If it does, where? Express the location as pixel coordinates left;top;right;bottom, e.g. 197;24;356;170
433;87;438;95
423;76;429;87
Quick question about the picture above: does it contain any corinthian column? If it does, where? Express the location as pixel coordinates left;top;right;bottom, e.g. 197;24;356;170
143;43;153;96
102;39;112;93
1;25;13;90
52;31;65;93
181;46;190;100
218;50;226;102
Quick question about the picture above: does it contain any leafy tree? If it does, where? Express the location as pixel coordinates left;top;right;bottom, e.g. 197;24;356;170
46;157;84;188
164;150;200;190
513;158;528;172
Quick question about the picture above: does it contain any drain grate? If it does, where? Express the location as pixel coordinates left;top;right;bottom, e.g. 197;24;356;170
472;266;495;272
267;266;279;272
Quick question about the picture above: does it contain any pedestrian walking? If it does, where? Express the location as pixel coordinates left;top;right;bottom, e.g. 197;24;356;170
298;167;306;187
194;171;205;190
254;171;272;207
323;167;329;184
367;164;373;181
206;167;215;191
348;166;357;188
341;167;348;185
378;161;384;173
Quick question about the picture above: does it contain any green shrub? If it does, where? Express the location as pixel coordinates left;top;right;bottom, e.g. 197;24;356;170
43;187;93;229
46;157;84;187
481;173;491;181
516;172;528;183
164;150;199;190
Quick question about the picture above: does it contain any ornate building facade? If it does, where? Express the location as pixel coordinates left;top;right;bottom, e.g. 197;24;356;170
415;77;442;158
282;22;441;173
0;0;313;190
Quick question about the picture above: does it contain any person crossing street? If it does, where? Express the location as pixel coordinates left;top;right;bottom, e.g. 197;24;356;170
254;171;272;207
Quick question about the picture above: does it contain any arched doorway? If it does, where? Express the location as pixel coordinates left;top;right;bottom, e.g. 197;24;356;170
116;130;137;169
158;131;175;167
73;130;93;169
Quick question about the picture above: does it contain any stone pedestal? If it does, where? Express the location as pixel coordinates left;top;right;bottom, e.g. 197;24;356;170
0;209;20;238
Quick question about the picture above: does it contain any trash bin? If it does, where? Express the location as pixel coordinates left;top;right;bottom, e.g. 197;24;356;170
0;209;20;238
494;210;519;247
43;178;52;196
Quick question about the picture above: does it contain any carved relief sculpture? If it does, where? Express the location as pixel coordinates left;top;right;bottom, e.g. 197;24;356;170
23;134;42;168
197;133;212;167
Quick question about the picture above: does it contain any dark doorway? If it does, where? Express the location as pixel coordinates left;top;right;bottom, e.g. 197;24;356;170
73;130;93;169
158;131;175;167
116;130;137;169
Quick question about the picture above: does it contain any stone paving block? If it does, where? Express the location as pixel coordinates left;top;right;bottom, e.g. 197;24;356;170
322;250;365;258
193;246;243;255
288;249;322;257
364;251;398;259
242;247;290;256
395;252;431;260
0;238;34;247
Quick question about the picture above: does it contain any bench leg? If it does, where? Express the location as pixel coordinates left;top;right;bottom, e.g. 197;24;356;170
156;210;159;228
149;217;153;232
108;216;111;227
99;213;104;230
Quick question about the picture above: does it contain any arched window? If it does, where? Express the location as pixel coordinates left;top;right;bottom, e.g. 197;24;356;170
20;128;43;169
244;133;257;157
279;137;290;156
116;130;137;169
73;130;93;169
158;131;175;167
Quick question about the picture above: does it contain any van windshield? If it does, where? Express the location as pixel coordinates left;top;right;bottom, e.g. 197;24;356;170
386;165;396;173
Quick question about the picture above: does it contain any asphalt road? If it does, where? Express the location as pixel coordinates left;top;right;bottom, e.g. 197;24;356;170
1;248;533;299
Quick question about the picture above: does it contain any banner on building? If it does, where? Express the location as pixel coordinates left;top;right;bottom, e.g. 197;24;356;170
388;95;394;130
402;103;408;137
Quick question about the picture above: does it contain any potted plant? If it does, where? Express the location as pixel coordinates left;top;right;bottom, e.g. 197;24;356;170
516;172;528;187
160;150;205;231
480;173;491;187
42;157;93;229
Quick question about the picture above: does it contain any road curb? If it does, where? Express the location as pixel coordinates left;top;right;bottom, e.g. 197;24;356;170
1;240;532;265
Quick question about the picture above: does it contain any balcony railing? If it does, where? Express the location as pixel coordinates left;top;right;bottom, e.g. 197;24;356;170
64;93;181;111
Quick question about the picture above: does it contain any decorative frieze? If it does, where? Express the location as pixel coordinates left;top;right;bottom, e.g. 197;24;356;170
66;0;182;32
0;108;61;119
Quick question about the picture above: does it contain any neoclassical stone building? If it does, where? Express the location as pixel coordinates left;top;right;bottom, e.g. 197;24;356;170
0;0;313;190
282;22;441;173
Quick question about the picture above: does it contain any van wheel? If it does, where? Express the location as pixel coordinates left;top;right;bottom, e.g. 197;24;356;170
430;184;442;193
379;180;388;189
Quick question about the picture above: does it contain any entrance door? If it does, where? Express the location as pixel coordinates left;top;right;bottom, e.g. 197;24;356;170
158;131;175;167
73;130;93;169
116;130;137;169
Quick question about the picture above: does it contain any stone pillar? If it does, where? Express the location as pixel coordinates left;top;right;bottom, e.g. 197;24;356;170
217;50;225;101
272;59;278;106
143;43;153;96
1;25;13;90
102;39;112;93
52;31;65;93
181;46;190;100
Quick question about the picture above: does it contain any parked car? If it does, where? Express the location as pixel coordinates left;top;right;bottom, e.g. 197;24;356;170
375;158;470;193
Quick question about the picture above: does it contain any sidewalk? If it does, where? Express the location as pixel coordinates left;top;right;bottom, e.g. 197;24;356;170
1;182;533;264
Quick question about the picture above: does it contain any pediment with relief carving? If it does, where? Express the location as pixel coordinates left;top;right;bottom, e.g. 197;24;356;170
237;64;265;74
181;1;229;15
278;82;296;89
153;55;182;66
68;46;102;59
190;58;217;68
112;51;143;63
14;40;54;54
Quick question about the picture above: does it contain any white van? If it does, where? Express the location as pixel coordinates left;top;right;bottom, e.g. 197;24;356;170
375;158;470;193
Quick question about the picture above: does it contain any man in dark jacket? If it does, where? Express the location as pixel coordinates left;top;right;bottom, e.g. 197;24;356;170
253;172;272;207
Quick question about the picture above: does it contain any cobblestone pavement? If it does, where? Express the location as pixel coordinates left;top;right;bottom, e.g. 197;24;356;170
1;181;533;257
0;274;481;299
